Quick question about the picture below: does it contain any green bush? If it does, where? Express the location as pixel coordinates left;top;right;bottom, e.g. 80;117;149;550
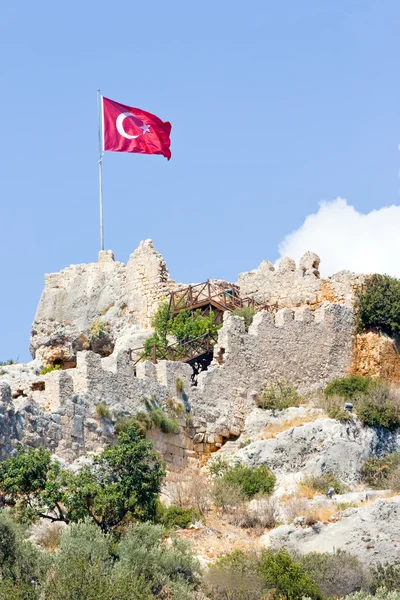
143;302;221;360
222;465;276;499
354;274;400;338
302;472;347;495
324;375;373;399
258;548;323;599
256;380;301;410
205;550;264;600
95;403;111;419
232;306;256;331
209;455;231;478
39;364;61;376
299;550;367;598
355;382;400;430
360;453;400;488
328;405;353;422
89;319;109;340
370;562;400;593
156;503;201;529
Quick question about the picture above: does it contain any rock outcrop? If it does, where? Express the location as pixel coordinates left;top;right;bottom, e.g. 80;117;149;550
236;416;400;483
266;497;400;566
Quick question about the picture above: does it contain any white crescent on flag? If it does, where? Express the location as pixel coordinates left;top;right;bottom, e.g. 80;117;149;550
116;112;140;139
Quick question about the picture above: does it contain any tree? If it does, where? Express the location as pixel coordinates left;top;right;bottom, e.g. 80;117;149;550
0;425;165;532
143;302;221;360
258;548;323;600
355;274;400;338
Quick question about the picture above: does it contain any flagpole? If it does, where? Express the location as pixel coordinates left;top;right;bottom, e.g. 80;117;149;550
97;89;104;251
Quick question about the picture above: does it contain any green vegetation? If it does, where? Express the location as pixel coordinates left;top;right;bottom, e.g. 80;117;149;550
256;379;301;410
299;551;366;599
232;306;256;331
115;398;180;436
327;404;353;422
354;274;400;338
324;375;373;399
39;364;61;375
95;402;111;419
175;377;185;394
0;424;165;532
143;301;221;360
0;518;200;600
221;464;276;499
0;359;17;366
156;503;201;529
302;473;347;495
355;381;400;430
323;377;400;430
89;319;109;340
259;548;323;599
360;453;400;489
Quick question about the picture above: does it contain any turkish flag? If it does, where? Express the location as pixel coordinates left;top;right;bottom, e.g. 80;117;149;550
102;96;172;160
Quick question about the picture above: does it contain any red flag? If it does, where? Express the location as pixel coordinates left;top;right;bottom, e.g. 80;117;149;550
102;96;171;160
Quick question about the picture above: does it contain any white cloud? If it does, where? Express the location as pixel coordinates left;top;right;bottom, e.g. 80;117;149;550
278;198;400;278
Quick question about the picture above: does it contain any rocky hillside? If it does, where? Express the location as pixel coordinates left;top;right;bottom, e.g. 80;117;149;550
1;240;400;599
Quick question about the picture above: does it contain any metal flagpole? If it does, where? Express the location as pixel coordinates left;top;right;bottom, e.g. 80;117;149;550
97;89;104;251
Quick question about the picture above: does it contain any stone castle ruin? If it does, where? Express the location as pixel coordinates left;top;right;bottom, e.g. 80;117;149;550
1;239;400;469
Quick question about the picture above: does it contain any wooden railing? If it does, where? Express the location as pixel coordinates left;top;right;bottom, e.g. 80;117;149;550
168;280;267;315
130;331;218;366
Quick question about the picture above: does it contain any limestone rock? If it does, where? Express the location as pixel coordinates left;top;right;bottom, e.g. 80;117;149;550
236;417;400;483
266;497;400;566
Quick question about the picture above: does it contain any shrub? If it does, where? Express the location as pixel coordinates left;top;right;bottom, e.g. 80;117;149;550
354;274;400;338
144;398;181;434
211;478;246;513
95;403;111;419
205;550;264;600
370;562;400;593
324;375;373;399
299;550;367;598
39;364;61;375
301;473;347;495
143;302;221;360
166;472;211;515
156;503;201;529
232;306;256;331
360;453;400;488
258;548;323;599
256;380;301;410
388;467;400;492
221;464;276;499
328;404;353;422
209;455;231;478
89;319;108;339
175;378;184;394
355;381;400;430
344;590;400;599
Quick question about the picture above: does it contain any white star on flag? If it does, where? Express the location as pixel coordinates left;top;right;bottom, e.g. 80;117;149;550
140;122;150;134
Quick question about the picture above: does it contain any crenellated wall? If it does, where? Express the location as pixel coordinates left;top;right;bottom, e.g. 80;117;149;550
0;299;355;465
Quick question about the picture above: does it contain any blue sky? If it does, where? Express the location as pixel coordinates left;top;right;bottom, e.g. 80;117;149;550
1;1;400;361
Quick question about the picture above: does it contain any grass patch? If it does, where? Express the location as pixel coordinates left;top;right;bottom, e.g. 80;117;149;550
232;306;256;331
175;377;184;394
40;364;61;375
256;380;301;410
301;473;347;495
95;403;111;419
